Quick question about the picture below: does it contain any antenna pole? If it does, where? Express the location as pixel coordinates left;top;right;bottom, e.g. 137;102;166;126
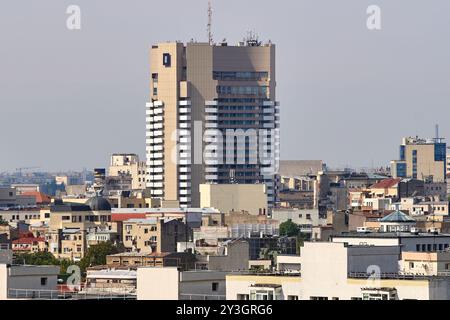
207;0;213;45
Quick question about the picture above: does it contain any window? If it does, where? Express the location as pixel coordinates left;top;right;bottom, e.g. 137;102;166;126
40;278;48;286
212;282;219;292
446;263;450;270
288;295;299;300
162;53;171;67
409;262;415;269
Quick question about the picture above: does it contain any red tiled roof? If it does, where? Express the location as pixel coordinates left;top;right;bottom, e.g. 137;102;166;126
21;191;51;204
12;237;45;244
111;213;147;222
370;178;401;189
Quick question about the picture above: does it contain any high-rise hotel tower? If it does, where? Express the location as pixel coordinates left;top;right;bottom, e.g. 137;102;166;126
146;38;280;208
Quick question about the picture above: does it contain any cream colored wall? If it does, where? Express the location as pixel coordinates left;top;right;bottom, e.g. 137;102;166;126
123;221;159;253
0;264;7;300
225;275;301;300
150;43;184;201
226;242;441;300
405;144;445;182
200;184;267;215
137;267;180;300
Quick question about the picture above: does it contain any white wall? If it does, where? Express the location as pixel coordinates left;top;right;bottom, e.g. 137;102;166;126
137;267;180;300
0;264;7;300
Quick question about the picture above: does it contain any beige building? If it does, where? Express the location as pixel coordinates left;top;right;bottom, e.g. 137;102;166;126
200;184;268;215
109;154;147;190
46;197;113;261
400;251;450;276
226;242;450;300
391;136;446;182
137;267;226;300
123;218;189;253
146;40;279;209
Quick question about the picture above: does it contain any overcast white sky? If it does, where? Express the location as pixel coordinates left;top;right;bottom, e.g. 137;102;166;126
1;0;449;172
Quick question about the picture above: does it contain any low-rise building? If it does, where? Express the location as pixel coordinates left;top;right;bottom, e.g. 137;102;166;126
200;184;268;216
332;231;450;253
226;242;450;300
106;252;195;270
0;246;60;300
12;234;46;253
84;266;137;296
137;267;226;300
122;218;190;253
400;251;450;276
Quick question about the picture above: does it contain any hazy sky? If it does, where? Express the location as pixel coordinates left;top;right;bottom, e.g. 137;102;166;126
1;0;449;172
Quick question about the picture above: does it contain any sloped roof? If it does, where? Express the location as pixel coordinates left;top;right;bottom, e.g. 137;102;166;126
370;178;401;189
380;210;415;223
12;237;45;244
22;191;51;204
111;213;147;222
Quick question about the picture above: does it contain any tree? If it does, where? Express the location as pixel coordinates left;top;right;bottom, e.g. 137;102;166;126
14;251;59;265
296;232;310;254
78;241;124;273
0;217;8;226
279;219;300;237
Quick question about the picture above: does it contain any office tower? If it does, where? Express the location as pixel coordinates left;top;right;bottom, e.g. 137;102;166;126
145;38;280;208
391;136;446;182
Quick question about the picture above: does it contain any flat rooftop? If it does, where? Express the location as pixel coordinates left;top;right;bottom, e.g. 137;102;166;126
333;232;450;239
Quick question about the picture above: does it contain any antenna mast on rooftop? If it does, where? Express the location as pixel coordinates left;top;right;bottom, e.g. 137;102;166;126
435;124;444;143
207;0;213;45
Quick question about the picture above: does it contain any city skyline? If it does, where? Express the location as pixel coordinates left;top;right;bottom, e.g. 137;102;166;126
1;0;450;172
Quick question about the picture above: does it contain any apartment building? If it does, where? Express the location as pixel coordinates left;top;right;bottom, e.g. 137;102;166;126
109;154;147;190
391;136;447;182
226;242;450;300
0;246;59;300
0;187;36;208
146;39;280;209
11;234;46;253
199;184;268;215
106;252;195;270
46;197;113;260
122;218;189;253
400;251;450;276
137;267;226;300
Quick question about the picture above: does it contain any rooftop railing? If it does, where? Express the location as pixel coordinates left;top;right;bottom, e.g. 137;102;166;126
348;272;450;280
179;293;226;300
8;288;136;300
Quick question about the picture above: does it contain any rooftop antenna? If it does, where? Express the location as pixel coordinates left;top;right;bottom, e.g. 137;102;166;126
207;0;213;45
435;124;444;143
